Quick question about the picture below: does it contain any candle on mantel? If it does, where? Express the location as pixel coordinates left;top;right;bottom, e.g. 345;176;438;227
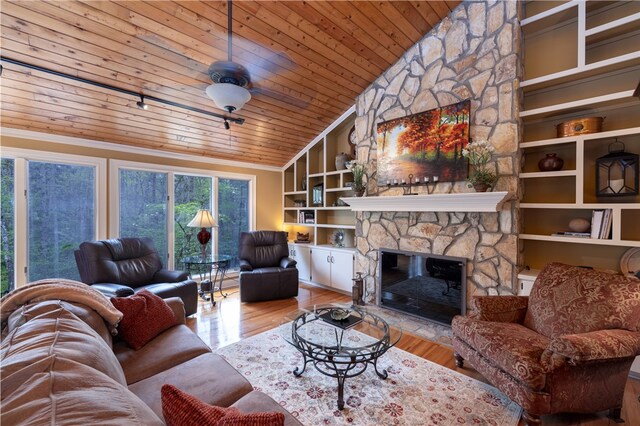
433;176;439;182
415;177;420;183
386;180;391;185
393;179;398;185
401;179;406;184
424;177;430;183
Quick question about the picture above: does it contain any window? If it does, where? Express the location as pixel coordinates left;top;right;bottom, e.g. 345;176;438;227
1;159;15;294
174;175;213;262
218;178;250;269
27;161;96;281
1;149;106;288
111;160;254;271
119;169;169;263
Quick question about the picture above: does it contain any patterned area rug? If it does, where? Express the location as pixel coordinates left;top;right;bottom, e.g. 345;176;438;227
215;325;521;425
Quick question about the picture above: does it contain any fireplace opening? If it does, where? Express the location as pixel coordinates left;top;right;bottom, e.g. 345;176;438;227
377;249;466;325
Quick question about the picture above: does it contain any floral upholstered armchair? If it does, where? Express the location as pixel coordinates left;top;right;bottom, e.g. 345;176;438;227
452;262;640;425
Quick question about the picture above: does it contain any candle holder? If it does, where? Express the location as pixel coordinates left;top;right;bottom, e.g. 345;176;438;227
386;173;439;195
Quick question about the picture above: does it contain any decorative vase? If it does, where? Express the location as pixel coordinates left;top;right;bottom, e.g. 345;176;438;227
538;153;564;171
335;152;351;170
353;187;365;197
301;175;307;191
473;183;490;192
569;218;590;233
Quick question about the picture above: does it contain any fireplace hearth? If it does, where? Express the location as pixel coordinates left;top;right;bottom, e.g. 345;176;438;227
377;249;466;326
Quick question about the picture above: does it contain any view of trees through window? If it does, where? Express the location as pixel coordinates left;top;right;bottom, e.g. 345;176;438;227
1;161;251;292
218;179;249;269
174;175;212;264
28;161;95;282
119;170;168;263
1;159;15;295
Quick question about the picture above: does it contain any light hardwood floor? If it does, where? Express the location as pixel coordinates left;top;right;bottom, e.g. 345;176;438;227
186;282;640;426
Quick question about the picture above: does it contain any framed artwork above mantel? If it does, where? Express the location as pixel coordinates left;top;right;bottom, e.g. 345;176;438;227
376;100;471;185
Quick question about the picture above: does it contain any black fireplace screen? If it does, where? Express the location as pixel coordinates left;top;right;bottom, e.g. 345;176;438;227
378;249;466;325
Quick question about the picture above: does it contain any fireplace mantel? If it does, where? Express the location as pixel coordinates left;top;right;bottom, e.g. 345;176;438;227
340;192;512;213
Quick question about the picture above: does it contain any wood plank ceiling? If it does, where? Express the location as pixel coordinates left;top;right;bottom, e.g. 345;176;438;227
1;1;459;168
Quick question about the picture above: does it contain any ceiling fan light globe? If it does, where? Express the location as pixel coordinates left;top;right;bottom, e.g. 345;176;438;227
206;83;251;113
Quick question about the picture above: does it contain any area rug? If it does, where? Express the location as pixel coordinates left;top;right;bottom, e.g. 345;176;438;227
214;324;522;426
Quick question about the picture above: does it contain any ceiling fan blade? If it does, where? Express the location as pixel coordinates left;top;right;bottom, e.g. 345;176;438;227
250;86;311;110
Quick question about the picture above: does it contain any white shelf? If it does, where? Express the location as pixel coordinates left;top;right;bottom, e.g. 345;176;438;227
520;203;640;209
520;170;577;179
521;126;640;148
520;90;637;119
314;224;356;230
341;192;512;213
283;222;315;227
519;233;640;247
325;170;350;176
325;187;353;193
284;191;306;196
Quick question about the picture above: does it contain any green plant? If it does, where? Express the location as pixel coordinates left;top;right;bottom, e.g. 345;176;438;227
349;162;366;190
462;140;496;189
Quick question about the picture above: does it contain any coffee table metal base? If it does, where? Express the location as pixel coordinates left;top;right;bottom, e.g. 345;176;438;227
292;353;389;410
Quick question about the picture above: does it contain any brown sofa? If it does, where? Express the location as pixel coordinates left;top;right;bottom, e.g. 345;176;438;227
74;237;199;316
1;297;301;425
452;262;640;425
238;231;299;303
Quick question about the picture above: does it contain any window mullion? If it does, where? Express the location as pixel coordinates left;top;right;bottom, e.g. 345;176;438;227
167;172;175;269
14;158;27;288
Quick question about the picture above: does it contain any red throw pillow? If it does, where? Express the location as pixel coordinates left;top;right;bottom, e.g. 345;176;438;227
111;290;178;350
161;384;285;426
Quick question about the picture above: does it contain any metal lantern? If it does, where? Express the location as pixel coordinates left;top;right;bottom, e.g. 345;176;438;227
595;140;639;197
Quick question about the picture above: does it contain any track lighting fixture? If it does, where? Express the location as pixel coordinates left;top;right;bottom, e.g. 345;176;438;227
136;94;148;110
224;119;230;130
0;56;245;126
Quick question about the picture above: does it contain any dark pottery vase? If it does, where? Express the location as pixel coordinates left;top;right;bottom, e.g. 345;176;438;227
473;183;490;192
538;153;564;171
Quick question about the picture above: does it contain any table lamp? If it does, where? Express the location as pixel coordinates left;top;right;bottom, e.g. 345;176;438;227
187;209;216;259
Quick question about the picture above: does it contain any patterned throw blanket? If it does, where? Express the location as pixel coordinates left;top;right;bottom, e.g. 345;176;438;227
0;278;123;334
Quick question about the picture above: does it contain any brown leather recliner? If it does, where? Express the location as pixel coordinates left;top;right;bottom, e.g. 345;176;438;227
452;263;640;425
238;231;298;303
74;237;198;316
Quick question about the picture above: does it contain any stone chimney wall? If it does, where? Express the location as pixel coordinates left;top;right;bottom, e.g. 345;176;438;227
352;1;522;305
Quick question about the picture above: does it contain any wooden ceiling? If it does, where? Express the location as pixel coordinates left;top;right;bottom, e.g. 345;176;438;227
1;1;459;168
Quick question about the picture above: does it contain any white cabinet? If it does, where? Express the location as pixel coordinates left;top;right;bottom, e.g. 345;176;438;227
517;269;539;296
310;247;354;292
288;243;311;282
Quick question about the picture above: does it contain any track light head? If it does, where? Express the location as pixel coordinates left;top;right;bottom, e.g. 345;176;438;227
224;119;230;130
136;94;148;110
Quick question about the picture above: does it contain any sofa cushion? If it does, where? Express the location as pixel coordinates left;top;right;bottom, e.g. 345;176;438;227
524;262;640;338
232;391;303;426
129;353;253;419
1;301;126;386
1;355;163;425
452;315;550;390
111;290;178;350
114;324;211;384
161;384;284;426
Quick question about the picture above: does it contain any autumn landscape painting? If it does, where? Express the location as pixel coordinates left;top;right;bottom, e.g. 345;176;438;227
376;100;470;185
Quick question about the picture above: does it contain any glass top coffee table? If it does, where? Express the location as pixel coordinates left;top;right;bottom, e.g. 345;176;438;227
281;304;402;410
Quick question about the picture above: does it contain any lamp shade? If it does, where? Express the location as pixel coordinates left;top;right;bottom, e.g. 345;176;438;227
187;209;216;228
205;83;251;113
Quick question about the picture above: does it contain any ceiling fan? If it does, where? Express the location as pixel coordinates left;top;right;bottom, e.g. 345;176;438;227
205;0;313;117
205;0;251;115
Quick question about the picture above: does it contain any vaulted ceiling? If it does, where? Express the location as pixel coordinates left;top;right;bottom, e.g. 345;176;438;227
1;1;459;167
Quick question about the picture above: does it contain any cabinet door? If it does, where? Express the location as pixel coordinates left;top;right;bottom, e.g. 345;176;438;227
287;244;296;258
311;248;332;287
294;245;311;281
330;251;354;292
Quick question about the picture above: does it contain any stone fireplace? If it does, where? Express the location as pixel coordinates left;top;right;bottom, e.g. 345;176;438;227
350;0;522;309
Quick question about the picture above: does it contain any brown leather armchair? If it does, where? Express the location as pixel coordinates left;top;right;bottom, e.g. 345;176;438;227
452;263;640;425
238;231;298;303
74;237;198;316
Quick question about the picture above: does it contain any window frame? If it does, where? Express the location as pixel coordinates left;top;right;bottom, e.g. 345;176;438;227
109;159;256;269
1;148;107;287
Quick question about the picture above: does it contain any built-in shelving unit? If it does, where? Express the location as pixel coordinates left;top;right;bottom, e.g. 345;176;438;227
520;0;640;273
282;106;357;249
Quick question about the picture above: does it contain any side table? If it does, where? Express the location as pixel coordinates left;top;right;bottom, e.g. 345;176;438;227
181;255;231;306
